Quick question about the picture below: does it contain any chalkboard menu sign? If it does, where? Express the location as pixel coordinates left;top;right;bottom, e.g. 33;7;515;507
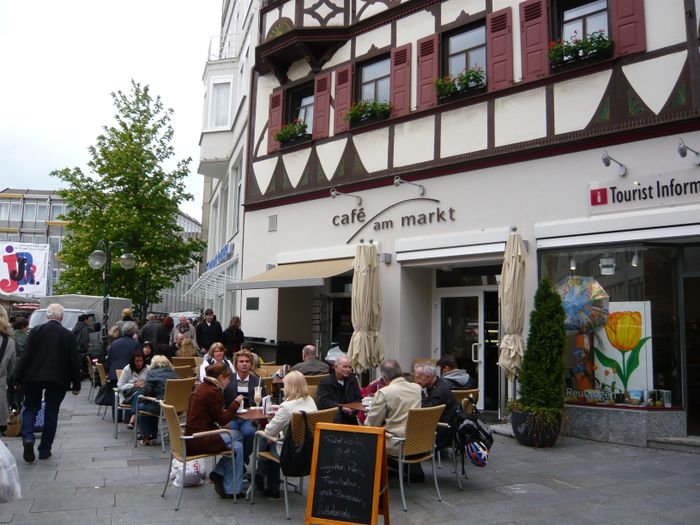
306;423;388;525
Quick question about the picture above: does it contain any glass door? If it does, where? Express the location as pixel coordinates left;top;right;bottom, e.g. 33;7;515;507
434;291;484;409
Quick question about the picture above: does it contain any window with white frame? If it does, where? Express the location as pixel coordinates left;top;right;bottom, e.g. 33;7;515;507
23;202;36;222
50;203;63;221
210;78;232;128
0;202;9;221
36;203;48;221
9;202;21;221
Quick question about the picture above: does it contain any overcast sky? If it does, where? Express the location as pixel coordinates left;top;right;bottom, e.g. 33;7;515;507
0;0;222;220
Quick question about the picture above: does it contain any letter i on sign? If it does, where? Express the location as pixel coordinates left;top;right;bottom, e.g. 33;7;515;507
590;188;608;206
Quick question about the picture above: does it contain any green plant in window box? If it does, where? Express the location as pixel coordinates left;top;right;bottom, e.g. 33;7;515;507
433;75;459;98
548;30;613;68
273;119;308;144
456;67;486;91
343;100;392;124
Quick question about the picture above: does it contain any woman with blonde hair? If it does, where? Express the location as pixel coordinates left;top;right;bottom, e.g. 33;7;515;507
0;306;17;435
176;336;198;358
137;355;178;445
199;342;234;381
257;371;316;498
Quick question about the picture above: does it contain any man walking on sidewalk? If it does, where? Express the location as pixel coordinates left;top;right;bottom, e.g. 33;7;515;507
14;303;81;462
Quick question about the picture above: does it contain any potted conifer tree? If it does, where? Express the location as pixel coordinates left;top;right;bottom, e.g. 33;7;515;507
509;278;567;447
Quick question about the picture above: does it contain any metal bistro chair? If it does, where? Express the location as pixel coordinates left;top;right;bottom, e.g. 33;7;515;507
136;377;196;452
251;407;336;519
95;363;109;418
388;405;445;511
160;402;239;510
113;371;136;440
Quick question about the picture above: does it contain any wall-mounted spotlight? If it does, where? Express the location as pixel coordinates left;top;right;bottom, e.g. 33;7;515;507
630;251;639;268
569;257;576;272
330;188;362;206
602;151;627;177
677;138;700;166
393;176;425;196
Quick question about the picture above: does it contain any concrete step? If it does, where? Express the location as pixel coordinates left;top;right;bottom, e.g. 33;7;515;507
648;435;700;454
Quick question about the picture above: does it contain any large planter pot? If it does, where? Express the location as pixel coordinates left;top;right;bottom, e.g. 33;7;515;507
510;410;561;448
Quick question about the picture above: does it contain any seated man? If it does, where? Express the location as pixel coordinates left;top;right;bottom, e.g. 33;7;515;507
436;354;476;389
316;356;362;424
413;362;459;449
364;359;421;456
292;345;330;375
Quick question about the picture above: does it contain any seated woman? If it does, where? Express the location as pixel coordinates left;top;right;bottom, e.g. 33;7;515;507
257;371;317;498
176;336;198;358
198;342;234;382
185;362;245;499
137;355;179;445
116;351;149;429
141;341;154;366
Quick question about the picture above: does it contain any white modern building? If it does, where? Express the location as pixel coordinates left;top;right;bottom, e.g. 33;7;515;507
199;0;700;446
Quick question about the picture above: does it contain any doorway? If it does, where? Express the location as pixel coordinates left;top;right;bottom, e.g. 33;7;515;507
684;276;700;435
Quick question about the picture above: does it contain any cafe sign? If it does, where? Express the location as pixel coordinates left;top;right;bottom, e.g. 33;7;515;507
588;168;700;215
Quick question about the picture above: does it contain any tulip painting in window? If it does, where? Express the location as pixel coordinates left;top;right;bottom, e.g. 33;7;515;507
593;302;653;396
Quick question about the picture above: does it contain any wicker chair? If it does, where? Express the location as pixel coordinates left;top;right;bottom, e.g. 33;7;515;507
259;364;280;376
95;363;109;418
85;356;97;401
173;365;195;379
160;402;238;510
452;389;479;406
172;357;197;369
307;385;318;404
136;377;196;451
388;405;445;511
250;407;336;519
113;375;136;440
304;374;328;386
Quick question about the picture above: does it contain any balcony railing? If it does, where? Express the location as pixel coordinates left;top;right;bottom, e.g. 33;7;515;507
207;34;239;61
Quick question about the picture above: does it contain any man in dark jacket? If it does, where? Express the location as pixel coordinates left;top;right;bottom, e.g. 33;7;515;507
196;309;223;354
14;303;81;462
107;321;140;381
317;356;362;424
414;361;459;449
139;314;160;344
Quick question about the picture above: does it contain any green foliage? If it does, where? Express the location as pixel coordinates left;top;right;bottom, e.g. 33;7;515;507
514;278;567;424
434;68;486;98
548;30;613;64
52;80;205;319
343;100;391;123
273;119;308;143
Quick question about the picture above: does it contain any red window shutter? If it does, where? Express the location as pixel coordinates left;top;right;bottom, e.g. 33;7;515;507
267;90;284;154
611;0;646;57
313;73;331;140
390;44;412;117
520;0;548;82
334;64;352;134
417;34;439;110
486;7;513;92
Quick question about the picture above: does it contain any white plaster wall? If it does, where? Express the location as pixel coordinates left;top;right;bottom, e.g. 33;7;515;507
358;1;389;21
396;10;435;110
281;0;295;23
440;103;488;157
494;87;546;147
282;148;312;187
354;128;390;172
393;116;435;167
287;60;312;82
554;70;612;134
623;51;687;115
398;267;433;365
254;74;280;155
323;42;351;70
441;0;486;25
252;157;278;195
317;138;348;180
355;26;391;57
493;0;521;84
645;0;686;52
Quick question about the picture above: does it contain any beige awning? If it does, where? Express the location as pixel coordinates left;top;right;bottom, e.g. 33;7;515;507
230;258;354;290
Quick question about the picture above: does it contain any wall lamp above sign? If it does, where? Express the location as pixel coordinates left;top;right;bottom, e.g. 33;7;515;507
677;138;700;166
330;188;362;206
393;176;425;195
602;151;627;177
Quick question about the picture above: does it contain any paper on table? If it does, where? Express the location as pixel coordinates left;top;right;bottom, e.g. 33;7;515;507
262;395;271;413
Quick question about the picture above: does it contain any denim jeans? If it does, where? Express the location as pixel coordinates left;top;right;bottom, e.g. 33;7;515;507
21;382;67;454
229;417;256;460
214;431;245;495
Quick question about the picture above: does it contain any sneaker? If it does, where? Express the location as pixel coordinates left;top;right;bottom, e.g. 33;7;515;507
23;442;35;463
209;471;225;498
38;451;52;460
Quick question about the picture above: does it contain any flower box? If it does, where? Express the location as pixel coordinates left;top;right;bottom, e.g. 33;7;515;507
279;133;312;148
274;119;308;145
437;85;487;104
434;68;486;104
344;101;392;127
548;31;613;73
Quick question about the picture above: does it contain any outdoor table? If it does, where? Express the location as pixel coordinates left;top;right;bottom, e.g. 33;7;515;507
236;408;276;422
339;401;368;413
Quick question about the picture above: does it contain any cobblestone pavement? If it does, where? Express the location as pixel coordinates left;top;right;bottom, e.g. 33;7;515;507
1;382;699;524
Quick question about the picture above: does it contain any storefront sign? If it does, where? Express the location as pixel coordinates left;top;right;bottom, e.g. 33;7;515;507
206;242;233;271
588;169;700;214
0;242;49;296
331;198;457;242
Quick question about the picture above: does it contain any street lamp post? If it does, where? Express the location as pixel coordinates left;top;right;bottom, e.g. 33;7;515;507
88;240;136;354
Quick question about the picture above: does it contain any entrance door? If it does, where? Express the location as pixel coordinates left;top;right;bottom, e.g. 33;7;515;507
684;276;700;435
434;292;484;409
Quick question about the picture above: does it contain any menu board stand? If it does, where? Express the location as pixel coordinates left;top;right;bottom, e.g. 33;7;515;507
306;423;390;525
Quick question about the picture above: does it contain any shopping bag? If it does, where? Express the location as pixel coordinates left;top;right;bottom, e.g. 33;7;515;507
5;404;21;438
170;458;206;487
0;439;22;502
94;381;114;406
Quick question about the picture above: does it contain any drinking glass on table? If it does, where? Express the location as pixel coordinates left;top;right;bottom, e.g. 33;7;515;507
254;386;263;408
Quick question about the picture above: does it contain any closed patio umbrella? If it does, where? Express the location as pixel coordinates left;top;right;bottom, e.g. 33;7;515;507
498;230;527;396
347;244;384;375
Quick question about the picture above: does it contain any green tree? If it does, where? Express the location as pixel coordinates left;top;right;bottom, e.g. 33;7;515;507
52;80;205;319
